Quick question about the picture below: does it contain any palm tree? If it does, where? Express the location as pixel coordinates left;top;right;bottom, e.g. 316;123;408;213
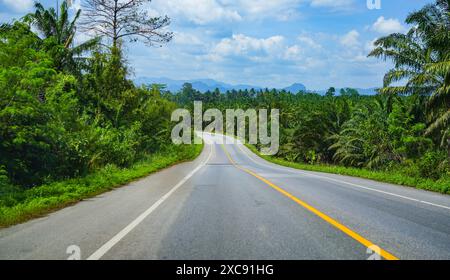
24;0;100;74
369;0;450;149
329;96;401;169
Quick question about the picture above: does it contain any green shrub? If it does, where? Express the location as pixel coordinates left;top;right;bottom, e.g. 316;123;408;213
246;144;450;195
0;143;203;228
417;151;448;180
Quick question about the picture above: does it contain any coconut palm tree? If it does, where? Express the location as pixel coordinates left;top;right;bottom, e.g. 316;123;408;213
369;0;450;149
24;0;100;75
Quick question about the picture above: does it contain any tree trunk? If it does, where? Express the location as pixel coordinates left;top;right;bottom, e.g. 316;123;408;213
113;0;118;49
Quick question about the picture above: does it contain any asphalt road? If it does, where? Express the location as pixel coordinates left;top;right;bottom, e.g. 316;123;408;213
1;133;450;260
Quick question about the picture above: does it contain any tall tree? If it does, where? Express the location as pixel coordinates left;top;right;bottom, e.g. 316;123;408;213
326;87;336;97
80;0;173;48
369;0;450;150
24;1;99;74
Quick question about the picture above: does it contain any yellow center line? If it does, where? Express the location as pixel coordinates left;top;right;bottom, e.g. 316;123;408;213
220;144;399;260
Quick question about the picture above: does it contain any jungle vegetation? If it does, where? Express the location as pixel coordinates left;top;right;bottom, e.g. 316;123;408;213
0;0;200;226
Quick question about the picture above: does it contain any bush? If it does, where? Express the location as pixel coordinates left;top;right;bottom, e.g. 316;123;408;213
0;143;203;227
246;143;450;195
417;151;448;180
0;166;9;188
0;23;179;187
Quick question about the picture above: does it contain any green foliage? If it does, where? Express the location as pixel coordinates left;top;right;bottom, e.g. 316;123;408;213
0;5;190;188
172;84;447;184
0;2;198;227
329;97;400;169
0;144;203;228
387;99;432;159
245;144;450;195
416;151;449;180
325;87;336;97
0;166;14;197
23;1;100;75
369;0;450;147
0;22;78;186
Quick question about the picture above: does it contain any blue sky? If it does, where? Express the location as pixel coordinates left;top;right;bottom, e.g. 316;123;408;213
0;0;434;89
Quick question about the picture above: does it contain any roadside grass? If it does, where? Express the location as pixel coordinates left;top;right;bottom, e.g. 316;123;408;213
245;144;450;195
0;143;203;228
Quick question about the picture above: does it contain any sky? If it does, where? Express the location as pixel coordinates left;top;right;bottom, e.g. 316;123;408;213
0;0;434;89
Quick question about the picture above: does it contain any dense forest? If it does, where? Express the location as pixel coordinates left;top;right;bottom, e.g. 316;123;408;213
167;0;450;189
0;1;180;188
0;0;203;225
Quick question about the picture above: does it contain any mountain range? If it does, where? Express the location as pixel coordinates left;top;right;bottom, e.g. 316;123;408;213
134;77;377;95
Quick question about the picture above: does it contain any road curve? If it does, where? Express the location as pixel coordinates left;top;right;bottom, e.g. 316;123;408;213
1;133;450;260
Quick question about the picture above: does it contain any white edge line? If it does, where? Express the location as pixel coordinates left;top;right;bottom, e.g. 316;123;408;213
235;142;450;211
87;143;213;260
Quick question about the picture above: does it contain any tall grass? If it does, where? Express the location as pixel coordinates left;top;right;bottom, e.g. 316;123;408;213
0;143;203;228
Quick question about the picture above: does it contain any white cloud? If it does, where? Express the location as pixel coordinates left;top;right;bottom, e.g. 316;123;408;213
371;16;406;34
310;0;354;9
210;34;285;59
152;0;241;24
364;38;377;53
234;0;297;14
2;0;33;12
123;0;390;89
173;32;203;45
349;53;370;62
228;0;355;20
297;35;321;49
340;30;360;48
233;0;302;20
151;0;357;24
70;0;82;11
206;33;318;63
283;45;302;60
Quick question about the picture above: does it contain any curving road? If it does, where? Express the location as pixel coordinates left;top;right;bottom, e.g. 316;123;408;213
1;133;450;260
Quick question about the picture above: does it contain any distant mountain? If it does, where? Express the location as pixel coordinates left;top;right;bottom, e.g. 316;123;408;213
134;77;264;93
314;87;379;96
283;83;307;93
134;77;377;95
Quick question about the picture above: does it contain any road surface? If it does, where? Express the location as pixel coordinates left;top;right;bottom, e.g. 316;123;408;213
1;133;450;260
